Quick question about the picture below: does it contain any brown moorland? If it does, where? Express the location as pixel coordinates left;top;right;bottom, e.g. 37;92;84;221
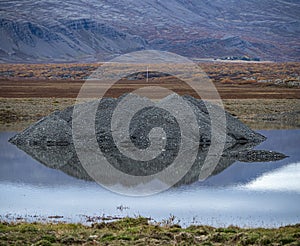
0;62;299;99
0;62;299;131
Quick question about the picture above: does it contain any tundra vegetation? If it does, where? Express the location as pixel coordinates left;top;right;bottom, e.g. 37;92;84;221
1;217;300;245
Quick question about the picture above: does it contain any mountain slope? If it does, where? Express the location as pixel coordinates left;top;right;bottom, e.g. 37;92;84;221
0;18;147;62
0;0;299;62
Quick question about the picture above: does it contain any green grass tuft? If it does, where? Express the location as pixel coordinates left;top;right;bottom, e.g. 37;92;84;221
0;218;299;245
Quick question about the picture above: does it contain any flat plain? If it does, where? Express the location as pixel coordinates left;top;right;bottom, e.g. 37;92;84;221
0;62;299;131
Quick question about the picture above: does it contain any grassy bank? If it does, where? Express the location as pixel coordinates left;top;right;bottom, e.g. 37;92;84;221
0;98;299;131
1;217;299;245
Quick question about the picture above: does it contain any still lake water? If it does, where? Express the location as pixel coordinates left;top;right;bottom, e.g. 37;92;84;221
0;130;299;228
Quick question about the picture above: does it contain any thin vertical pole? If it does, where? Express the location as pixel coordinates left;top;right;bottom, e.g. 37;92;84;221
146;66;149;82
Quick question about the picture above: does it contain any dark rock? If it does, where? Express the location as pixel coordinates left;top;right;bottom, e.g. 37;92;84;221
9;94;286;188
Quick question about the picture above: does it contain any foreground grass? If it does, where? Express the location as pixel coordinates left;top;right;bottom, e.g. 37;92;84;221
0;217;299;245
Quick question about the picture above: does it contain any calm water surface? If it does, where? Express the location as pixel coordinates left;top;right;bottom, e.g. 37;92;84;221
0;130;299;227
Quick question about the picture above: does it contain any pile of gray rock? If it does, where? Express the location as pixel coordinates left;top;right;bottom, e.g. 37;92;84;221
9;94;285;187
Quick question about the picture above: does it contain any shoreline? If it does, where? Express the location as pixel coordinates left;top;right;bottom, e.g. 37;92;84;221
1;212;298;229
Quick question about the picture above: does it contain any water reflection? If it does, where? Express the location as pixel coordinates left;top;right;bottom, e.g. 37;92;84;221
0;130;299;227
8;133;286;189
245;162;300;192
0;131;296;188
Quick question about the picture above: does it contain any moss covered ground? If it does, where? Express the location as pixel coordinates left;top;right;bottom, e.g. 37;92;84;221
1;217;299;245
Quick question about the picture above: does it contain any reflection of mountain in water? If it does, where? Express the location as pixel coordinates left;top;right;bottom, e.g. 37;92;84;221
9;94;286;188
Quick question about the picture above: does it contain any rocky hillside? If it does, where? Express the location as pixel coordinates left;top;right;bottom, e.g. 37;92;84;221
0;0;299;62
0;18;147;63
